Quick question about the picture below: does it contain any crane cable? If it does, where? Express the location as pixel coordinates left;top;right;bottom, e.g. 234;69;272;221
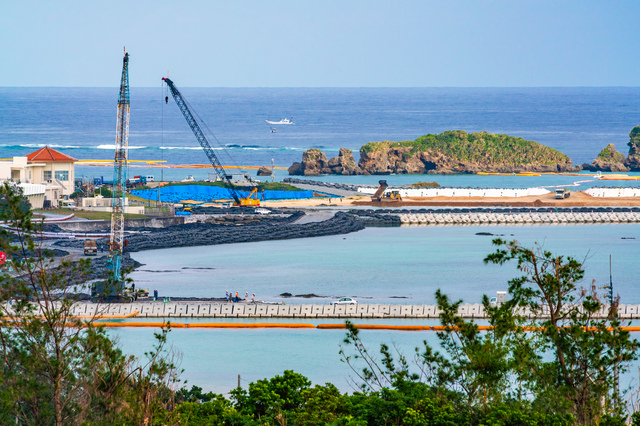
182;95;242;171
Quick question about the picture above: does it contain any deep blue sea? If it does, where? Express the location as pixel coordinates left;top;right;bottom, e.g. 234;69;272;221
1;87;640;186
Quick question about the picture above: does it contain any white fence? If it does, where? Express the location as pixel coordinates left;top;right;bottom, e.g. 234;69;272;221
358;187;550;198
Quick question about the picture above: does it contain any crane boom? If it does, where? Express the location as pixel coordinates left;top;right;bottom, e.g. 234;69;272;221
162;77;242;205
107;51;130;281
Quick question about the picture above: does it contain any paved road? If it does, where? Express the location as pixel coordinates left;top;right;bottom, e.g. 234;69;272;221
291;183;360;198
293;210;337;224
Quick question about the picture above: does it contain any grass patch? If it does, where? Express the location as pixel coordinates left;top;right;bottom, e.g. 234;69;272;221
36;208;147;220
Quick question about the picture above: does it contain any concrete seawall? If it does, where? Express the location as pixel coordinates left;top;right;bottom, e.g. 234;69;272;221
13;301;640;320
397;211;640;225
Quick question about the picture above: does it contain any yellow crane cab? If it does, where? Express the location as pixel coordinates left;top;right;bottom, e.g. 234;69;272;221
239;187;261;206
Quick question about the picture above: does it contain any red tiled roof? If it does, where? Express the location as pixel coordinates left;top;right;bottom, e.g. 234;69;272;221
26;146;77;162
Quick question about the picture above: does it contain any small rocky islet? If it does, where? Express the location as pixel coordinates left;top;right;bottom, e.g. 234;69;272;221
288;126;640;176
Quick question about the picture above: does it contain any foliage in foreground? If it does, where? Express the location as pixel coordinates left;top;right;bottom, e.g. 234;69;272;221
0;183;182;425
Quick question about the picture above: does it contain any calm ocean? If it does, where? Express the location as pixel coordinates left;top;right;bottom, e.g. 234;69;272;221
1;87;640;184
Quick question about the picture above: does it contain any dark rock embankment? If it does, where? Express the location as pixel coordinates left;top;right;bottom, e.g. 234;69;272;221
124;211;365;252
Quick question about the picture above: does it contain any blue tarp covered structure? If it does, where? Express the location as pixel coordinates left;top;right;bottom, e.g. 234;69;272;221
131;185;313;203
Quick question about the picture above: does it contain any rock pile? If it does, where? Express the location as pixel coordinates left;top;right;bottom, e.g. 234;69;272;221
123;212;365;252
288;148;360;176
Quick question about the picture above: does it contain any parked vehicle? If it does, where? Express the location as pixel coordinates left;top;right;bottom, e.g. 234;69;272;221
555;188;571;199
83;240;97;256
331;297;358;305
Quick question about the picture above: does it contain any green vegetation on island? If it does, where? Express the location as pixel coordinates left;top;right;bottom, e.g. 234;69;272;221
362;130;570;166
290;130;579;176
597;144;626;162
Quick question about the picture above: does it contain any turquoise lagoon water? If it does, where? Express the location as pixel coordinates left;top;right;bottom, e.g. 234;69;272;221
131;224;640;305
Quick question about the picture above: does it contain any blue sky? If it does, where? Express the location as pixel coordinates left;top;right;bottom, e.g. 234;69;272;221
1;0;639;87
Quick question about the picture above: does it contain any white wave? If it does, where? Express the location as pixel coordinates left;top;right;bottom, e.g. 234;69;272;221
160;146;208;150
96;144;148;150
19;143;81;149
160;146;224;150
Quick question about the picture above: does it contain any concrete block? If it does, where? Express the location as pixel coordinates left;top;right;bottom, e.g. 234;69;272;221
210;304;223;316
278;305;291;316
356;304;369;314
425;305;440;317
173;304;187;316
311;305;324;316
458;305;469;317
468;304;481;316
187;305;199;316
412;305;425;316
119;304;132;316
401;305;412;316
244;304;257;316
379;305;390;315
334;304;346;315
368;304;379;314
345;304;357;315
255;304;268;316
233;304;246;316
300;305;312;316
267;305;279;316
71;303;86;316
289;305;301;315
627;305;638;317
197;304;211;316
389;305;402;317
140;304;154;315
221;304;234;315
160;304;173;316
323;305;336;316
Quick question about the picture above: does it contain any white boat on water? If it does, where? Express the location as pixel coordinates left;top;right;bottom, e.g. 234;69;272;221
265;118;293;125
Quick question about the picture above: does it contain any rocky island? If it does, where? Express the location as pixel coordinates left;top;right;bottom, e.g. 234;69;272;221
582;126;640;172
289;130;579;175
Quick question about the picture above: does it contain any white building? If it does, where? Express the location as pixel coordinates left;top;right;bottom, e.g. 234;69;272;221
0;146;77;206
80;195;144;215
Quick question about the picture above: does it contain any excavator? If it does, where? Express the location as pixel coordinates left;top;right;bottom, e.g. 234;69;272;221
371;180;402;202
163;77;261;206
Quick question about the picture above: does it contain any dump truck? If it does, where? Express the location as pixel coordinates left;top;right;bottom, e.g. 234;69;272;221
554;188;571;199
83;240;98;256
371;180;402;202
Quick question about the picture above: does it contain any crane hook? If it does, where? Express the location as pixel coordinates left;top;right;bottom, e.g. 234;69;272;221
165;96;169;104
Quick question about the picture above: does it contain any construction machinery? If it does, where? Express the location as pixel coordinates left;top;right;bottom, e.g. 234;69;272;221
371;180;402;202
162;77;260;206
92;50;130;300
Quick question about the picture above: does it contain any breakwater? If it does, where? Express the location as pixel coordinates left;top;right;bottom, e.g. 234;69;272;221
23;301;640;320
396;211;640;225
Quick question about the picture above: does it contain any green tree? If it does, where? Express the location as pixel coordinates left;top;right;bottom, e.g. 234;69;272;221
96;186;113;198
0;182;183;425
484;239;638;425
231;370;311;422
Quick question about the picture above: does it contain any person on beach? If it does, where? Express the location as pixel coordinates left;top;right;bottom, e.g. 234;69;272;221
251;293;255;302
225;291;229;301
235;292;239;302
245;292;249;302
